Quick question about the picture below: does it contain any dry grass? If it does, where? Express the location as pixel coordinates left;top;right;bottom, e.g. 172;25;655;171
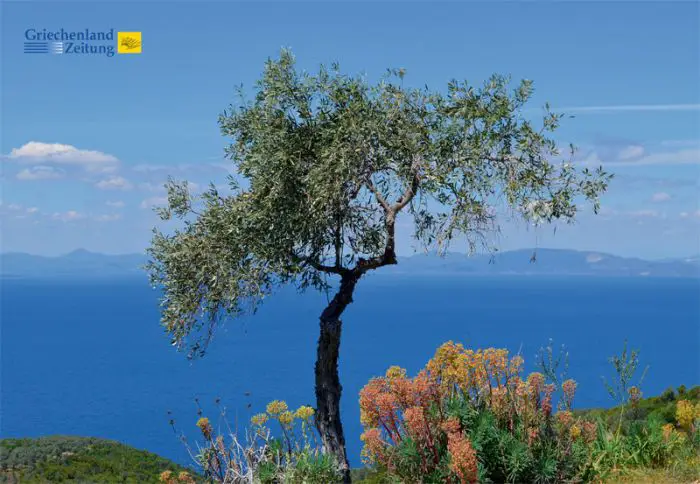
603;468;700;483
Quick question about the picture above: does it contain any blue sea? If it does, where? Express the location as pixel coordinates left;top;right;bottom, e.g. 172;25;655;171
1;275;699;469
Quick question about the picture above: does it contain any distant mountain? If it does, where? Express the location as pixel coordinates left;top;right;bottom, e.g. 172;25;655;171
386;249;700;278
0;249;147;279
1;248;698;279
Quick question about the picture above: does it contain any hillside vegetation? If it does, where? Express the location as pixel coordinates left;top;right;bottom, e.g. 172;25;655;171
0;436;196;483
578;384;700;428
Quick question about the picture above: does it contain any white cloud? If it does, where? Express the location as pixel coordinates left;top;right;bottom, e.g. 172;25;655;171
52;210;84;222
140;196;168;209
7;142;119;172
16;165;65;180
94;213;122;222
650;192;671;202
26;207;39;214
106;200;125;208
95;176;133;190
7;203;22;211
618;145;645;160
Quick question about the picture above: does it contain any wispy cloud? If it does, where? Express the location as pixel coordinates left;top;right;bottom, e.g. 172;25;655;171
577;145;700;166
94;213;122;222
616;148;699;166
0;203;41;218
132;159;228;175
557;103;700;114
52;210;85;222
612;174;698;189
17;165;66;180
628;209;661;218
660;139;700;148
106;200;125;208
95;176;133;191
140;196;168;209
650;192;671;203
618;145;645;160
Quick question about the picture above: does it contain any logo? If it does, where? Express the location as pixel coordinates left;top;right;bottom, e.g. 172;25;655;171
24;41;48;54
23;29;142;57
117;32;141;54
24;41;66;55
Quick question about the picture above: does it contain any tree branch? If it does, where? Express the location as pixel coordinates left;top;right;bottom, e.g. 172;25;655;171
353;211;398;275
353;158;423;276
292;253;348;275
365;180;391;214
392;156;422;212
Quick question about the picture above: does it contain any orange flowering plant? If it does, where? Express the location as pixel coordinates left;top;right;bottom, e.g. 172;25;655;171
359;341;599;483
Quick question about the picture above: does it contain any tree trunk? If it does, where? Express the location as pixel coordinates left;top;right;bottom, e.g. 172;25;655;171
315;272;359;483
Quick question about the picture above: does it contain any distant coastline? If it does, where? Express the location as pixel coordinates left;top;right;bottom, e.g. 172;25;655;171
2;248;698;279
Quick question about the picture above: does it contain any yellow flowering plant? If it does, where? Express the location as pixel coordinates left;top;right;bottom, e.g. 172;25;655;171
166;397;340;483
676;399;698;432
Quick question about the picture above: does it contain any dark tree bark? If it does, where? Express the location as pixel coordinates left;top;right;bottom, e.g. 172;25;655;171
315;271;360;483
313;182;407;482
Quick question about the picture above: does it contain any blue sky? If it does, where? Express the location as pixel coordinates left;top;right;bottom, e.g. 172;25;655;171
1;1;698;258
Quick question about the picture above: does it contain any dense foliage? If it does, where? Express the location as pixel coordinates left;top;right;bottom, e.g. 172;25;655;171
0;436;195;483
146;49;611;357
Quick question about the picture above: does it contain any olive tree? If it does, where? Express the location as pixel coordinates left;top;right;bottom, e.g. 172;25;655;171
146;50;611;480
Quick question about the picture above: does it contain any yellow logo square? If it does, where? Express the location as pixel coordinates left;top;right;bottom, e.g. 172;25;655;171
117;32;142;54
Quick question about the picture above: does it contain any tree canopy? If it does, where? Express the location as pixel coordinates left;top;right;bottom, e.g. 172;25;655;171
146;49;611;357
